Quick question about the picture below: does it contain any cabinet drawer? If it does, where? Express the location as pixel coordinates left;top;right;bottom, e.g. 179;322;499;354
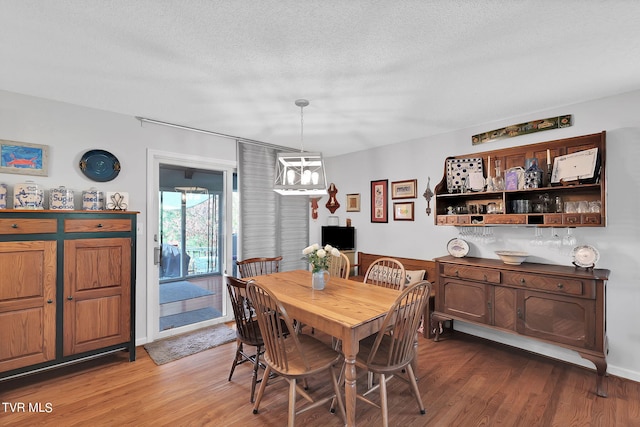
64;219;132;233
0;218;57;234
484;214;526;225
503;271;593;297
442;264;501;283
544;214;563;225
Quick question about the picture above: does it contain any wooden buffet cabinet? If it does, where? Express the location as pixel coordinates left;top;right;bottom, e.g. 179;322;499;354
0;210;137;381
434;131;606;227
432;255;610;396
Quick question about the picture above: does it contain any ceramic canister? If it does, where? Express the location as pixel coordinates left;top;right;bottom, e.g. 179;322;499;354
0;184;7;209
82;188;103;210
49;186;75;210
13;181;45;210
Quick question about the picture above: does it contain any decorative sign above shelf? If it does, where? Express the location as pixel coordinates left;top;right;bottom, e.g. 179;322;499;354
472;114;572;146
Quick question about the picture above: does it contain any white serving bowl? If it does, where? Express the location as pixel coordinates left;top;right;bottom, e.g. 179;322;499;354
495;251;529;265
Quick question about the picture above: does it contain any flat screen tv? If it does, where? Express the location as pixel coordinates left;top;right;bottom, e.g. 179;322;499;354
321;226;355;250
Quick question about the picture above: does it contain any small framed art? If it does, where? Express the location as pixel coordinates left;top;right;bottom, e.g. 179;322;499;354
346;193;361;212
0;139;49;176
393;202;415;221
370;179;388;223
391;179;417;199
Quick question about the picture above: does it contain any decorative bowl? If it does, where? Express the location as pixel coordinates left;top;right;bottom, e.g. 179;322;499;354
495;251;529;265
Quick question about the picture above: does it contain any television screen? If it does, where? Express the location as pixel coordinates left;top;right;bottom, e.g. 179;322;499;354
321;226;355;250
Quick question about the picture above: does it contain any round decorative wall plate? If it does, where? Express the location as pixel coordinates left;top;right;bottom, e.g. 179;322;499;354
447;238;470;258
79;149;121;182
572;245;600;268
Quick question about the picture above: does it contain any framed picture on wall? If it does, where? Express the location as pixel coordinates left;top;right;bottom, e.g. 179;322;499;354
346;193;360;212
391;179;417;199
370;179;388;223
0;139;49;176
393;202;415;221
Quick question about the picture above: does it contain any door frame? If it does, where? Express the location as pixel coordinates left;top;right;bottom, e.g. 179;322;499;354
146;149;236;341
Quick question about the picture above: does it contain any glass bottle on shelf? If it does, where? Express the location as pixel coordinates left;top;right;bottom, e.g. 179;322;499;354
493;159;505;191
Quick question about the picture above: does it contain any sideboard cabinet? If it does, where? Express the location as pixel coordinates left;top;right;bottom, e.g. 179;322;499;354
434;131;606;227
0;211;137;381
432;256;610;396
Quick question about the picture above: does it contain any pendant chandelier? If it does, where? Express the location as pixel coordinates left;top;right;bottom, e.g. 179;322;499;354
273;99;328;196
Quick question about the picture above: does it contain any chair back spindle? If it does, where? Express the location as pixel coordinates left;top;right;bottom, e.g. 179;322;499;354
236;256;283;278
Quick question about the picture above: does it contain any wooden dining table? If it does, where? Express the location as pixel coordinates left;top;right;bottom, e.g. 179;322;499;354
247;269;400;427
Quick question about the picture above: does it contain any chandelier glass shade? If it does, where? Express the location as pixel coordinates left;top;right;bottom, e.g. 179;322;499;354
273;99;328;196
273;151;327;195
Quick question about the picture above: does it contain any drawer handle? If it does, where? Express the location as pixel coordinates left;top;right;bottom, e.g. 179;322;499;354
483;274;487;281
520;278;526;284
517;308;523;319
67;296;73;301
96;223;104;228
47;299;53;304
557;283;564;289
454;270;459;277
11;223;18;228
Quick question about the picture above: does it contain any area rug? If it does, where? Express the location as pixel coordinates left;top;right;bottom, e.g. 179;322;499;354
144;324;236;365
160;307;222;330
160;281;214;304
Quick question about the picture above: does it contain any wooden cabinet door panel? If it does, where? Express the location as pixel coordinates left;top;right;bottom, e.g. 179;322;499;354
518;290;595;349
493;286;517;331
63;238;131;356
441;280;490;324
0;241;56;372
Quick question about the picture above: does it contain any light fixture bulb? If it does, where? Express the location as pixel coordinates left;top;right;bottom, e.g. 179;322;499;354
311;172;319;185
287;169;296;185
302;169;311;185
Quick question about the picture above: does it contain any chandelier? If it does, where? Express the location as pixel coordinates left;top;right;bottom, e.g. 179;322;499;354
273;99;328;196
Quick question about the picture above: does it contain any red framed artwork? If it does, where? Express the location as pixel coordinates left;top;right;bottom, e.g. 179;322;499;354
370;179;388;223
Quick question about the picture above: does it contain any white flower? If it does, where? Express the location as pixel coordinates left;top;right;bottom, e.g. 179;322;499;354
302;245;315;255
331;247;340;257
324;244;333;252
316;249;326;258
312;243;320;250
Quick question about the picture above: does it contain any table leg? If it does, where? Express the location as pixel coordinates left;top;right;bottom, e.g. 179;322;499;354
343;333;358;426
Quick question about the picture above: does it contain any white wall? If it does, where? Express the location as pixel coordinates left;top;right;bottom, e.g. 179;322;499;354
0;89;237;345
314;90;640;382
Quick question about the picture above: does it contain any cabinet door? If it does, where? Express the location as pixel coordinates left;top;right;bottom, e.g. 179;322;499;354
493;286;517;331
63;237;131;356
0;241;56;372
440;279;490;324
517;290;595;349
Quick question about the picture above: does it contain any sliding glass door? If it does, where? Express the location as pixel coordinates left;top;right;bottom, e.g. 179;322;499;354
157;165;233;333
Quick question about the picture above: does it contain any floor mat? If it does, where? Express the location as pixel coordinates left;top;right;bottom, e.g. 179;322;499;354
144;323;236;365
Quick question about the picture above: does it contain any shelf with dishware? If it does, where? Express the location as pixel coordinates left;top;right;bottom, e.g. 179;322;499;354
434;131;606;227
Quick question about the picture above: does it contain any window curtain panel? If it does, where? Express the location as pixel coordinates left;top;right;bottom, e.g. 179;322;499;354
238;142;308;272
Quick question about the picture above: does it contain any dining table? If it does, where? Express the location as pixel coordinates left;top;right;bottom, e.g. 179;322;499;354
247;269;400;427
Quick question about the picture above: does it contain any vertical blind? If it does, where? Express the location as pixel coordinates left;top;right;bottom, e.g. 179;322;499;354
238;142;308;271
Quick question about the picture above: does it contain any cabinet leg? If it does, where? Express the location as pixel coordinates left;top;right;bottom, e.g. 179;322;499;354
579;352;607;397
431;313;452;342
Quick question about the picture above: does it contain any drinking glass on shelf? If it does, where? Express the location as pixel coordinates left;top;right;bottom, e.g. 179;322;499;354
530;228;544;246
562;228;577;247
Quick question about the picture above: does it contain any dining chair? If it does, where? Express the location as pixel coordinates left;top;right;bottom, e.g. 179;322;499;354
236;256;283;278
327;252;350;279
247;281;346;426
226;276;266;403
355;280;432;427
364;257;406;290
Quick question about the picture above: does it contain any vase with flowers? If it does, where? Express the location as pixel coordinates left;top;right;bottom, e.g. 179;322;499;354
302;243;341;290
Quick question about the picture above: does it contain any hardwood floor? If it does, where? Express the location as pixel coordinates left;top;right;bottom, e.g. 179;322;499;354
2;329;639;426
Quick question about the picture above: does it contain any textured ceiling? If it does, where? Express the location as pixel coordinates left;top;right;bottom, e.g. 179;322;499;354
2;1;640;157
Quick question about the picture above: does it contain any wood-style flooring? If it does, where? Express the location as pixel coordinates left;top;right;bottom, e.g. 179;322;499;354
2;329;639;426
